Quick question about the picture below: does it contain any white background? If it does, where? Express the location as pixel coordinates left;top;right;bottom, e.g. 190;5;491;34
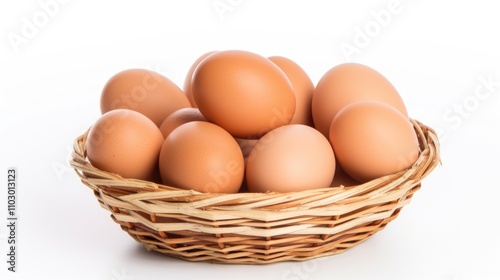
1;0;500;279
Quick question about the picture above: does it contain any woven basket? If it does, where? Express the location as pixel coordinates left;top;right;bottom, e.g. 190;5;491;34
70;119;440;264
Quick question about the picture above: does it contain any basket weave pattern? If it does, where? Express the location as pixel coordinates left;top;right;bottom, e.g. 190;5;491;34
70;119;440;264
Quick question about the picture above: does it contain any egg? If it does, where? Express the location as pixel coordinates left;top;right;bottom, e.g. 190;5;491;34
246;124;336;193
329;100;419;183
330;163;360;188
182;51;217;107
86;109;164;181
100;69;191;127
159;108;206;139
235;138;258;158
192;50;296;139
312;63;408;137
159;121;244;193
234;137;259;194
268;56;314;126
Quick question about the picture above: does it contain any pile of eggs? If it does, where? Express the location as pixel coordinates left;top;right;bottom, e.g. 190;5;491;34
85;50;420;194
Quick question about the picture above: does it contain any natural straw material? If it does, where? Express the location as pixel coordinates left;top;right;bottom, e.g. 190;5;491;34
70;119;440;264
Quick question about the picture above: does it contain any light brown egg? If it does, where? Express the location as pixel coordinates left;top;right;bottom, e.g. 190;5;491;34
330;163;360;188
159;121;244;193
329;100;419;183
100;69;191;127
268;56;314;126
234;137;259;194
159;108;206;139
86;109;164;181
192;50;296;139
312;63;408;137
235;138;259;159
246;124;336;193
182;51;217;107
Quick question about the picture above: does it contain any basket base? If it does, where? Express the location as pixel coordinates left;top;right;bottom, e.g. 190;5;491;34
114;207;403;265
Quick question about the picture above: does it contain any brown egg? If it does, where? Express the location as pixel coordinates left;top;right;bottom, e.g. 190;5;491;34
246;124;336;193
268;56;314;126
330;163;360;188
235;137;258;159
86;109;164;181
159;121;244;193
312;63;408;137
329;100;419;183
101;69;191;127
182;51;217;107
234;137;258;194
159;108;206;139
192;50;296;139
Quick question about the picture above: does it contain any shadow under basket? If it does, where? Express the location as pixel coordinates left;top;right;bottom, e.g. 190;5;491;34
70;119;440;265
